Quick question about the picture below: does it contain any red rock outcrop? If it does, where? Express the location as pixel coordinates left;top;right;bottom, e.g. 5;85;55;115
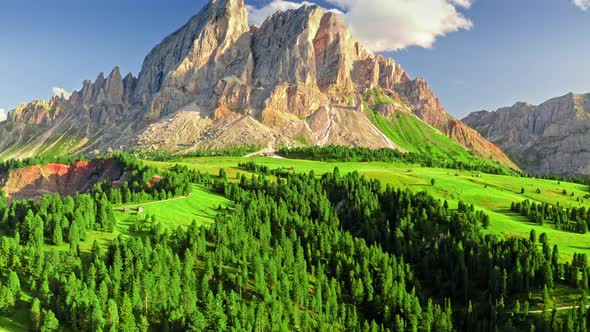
0;159;122;202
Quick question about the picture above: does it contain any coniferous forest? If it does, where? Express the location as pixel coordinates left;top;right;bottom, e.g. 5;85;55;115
0;154;589;331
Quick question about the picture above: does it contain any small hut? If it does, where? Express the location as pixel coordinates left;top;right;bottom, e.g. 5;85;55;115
137;207;144;215
123;206;131;212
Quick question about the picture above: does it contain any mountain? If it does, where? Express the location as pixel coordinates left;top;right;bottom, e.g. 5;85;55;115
0;0;516;169
463;93;590;175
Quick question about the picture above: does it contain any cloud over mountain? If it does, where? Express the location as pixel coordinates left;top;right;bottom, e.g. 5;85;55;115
52;87;72;99
247;0;473;52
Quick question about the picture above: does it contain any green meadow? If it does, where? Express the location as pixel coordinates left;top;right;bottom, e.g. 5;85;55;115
112;183;230;233
144;156;590;261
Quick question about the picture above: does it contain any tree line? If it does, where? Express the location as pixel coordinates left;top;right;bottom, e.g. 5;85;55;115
511;200;590;234
276;145;517;175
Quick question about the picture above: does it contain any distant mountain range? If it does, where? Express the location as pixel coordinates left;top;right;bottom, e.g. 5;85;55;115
0;0;517;169
464;93;590;175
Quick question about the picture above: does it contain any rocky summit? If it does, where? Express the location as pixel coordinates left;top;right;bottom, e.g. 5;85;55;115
463;93;590;175
0;0;515;168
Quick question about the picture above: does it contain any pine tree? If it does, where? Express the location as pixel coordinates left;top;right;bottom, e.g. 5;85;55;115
543;285;550;312
106;299;119;331
40;309;59;332
31;298;42;332
52;222;62;246
120;293;136;332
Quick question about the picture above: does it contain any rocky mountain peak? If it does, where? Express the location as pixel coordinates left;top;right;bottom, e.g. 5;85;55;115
132;0;251;121
134;0;249;104
0;0;518;171
252;5;324;87
464;92;590;175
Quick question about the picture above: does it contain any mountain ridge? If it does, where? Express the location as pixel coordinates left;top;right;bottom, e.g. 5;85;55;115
0;0;517;170
463;92;590;175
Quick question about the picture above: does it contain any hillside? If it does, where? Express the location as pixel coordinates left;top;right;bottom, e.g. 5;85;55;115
144;154;590;259
0;153;587;331
463;92;590;175
0;0;516;170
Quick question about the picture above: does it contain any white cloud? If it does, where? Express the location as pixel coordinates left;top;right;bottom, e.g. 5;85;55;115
326;0;473;52
52;87;72;99
574;0;590;10
247;0;473;52
247;0;342;25
247;0;317;25
0;108;7;122
451;0;473;9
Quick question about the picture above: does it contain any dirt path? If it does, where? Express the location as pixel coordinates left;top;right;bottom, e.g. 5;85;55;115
120;196;188;209
527;304;590;313
244;136;286;159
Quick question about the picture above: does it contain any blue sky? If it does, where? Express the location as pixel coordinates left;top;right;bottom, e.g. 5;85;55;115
0;0;588;120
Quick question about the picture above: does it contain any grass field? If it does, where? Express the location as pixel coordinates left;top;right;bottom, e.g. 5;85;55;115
112;184;230;234
144;156;590;261
0;293;34;332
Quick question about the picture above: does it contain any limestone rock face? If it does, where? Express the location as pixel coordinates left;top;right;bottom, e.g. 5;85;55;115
135;0;252;119
394;77;447;127
136;0;251;99
8;100;59;125
314;12;368;92
252;5;324;87
0;0;517;170
464;93;590;175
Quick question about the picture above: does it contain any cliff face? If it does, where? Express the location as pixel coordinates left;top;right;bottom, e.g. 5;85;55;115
0;159;122;202
464;93;590;175
0;0;516;169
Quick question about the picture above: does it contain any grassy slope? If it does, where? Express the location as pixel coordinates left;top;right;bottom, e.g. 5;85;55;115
0;304;30;332
112;184;230;234
0;127;86;161
362;88;479;164
145;156;590;261
369;111;475;162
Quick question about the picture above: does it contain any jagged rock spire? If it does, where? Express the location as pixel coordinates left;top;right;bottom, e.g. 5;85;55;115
134;0;250;106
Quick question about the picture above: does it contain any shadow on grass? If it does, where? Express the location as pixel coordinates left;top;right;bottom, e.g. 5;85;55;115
0;298;32;332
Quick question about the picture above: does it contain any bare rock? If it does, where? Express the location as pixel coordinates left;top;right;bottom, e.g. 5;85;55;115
0;0;518;171
464;93;590;175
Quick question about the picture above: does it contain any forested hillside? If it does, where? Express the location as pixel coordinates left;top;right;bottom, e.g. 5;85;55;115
1;154;589;331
